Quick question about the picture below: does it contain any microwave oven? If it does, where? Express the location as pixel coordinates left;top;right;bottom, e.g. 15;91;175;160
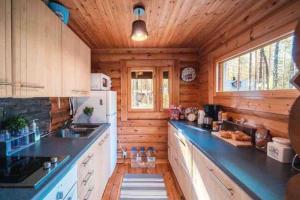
91;73;112;91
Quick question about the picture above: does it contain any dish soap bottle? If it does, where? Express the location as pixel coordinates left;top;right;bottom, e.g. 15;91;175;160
32;119;40;142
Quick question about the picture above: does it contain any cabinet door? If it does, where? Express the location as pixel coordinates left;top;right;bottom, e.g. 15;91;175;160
45;6;62;97
0;0;12;97
12;0;62;97
74;39;90;96
62;24;76;96
12;0;48;97
93;130;110;199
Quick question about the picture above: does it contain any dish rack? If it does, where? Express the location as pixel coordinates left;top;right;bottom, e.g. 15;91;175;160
0;131;36;156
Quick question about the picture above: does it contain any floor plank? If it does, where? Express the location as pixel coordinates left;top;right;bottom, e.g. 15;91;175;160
102;163;184;200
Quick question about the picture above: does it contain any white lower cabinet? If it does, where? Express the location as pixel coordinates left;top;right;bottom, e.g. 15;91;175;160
77;129;111;200
44;164;78;200
168;123;252;200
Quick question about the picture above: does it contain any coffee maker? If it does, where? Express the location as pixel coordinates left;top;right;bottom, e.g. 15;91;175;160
202;104;221;129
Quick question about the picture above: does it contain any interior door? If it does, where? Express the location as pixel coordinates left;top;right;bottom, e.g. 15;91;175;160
0;0;12;97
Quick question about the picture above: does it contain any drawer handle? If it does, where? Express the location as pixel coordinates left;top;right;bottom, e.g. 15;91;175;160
83;186;94;200
82;154;94;167
208;168;234;196
98;139;104;146
174;133;186;146
20;83;45;89
82;170;94;186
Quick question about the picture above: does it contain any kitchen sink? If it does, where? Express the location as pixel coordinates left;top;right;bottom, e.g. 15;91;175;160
57;124;101;138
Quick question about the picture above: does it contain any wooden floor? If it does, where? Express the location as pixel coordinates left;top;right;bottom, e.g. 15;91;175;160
102;163;184;200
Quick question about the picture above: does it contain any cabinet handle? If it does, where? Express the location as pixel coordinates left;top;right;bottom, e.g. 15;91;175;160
207;168;234;196
83;186;94;200
98;139;104;146
82;154;94;167
72;89;88;93
174;133;186;146
82;170;94;186
20;83;45;89
0;81;12;86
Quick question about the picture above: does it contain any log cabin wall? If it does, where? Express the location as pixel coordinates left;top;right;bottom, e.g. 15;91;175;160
91;48;200;162
50;97;71;131
198;0;300;138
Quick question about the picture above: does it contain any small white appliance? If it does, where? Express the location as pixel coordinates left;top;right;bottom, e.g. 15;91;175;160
267;137;294;163
71;91;117;176
91;73;112;91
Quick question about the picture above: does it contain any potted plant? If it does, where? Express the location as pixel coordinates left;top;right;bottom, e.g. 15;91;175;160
4;116;29;136
83;106;94;123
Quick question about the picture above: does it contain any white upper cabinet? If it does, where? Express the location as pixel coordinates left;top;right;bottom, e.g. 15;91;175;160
9;0;90;97
0;0;12;97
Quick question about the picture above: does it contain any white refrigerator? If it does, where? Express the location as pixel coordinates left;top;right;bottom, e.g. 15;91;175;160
71;91;117;176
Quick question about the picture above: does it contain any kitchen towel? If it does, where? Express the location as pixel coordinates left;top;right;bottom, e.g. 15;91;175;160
119;174;168;200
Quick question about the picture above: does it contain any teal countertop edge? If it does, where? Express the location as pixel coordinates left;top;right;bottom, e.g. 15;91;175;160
169;120;298;200
0;123;110;200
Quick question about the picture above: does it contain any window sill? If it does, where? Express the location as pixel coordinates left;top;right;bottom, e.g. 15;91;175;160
215;89;299;98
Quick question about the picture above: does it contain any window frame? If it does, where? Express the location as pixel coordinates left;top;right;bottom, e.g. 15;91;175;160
127;66;157;112
127;65;173;113
158;66;173;112
215;33;299;98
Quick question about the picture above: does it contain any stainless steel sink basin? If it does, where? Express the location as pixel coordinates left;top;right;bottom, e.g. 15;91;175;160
57;124;101;138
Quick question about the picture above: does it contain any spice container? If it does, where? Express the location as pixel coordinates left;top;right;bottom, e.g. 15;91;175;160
255;125;271;152
267;137;294;163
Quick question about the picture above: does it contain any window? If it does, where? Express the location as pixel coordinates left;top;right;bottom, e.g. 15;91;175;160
162;71;170;109
128;66;172;111
217;35;298;92
130;69;154;110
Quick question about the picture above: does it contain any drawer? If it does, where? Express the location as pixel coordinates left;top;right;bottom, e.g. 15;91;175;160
173;131;192;173
44;164;77;200
194;146;252;200
78;169;95;200
172;150;192;200
78;152;95;181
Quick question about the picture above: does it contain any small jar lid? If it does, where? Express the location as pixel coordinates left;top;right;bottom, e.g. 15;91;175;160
272;137;291;146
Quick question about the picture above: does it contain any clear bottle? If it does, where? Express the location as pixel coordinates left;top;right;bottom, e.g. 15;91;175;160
31;119;40;142
140;147;147;163
147;147;156;168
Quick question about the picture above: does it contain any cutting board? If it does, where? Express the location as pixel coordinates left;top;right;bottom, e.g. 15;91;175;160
212;131;252;147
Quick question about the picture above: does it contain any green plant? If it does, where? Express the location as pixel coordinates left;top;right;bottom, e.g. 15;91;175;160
4;116;29;132
83;107;94;117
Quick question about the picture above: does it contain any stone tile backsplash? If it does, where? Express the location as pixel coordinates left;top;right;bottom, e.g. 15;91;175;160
0;98;51;135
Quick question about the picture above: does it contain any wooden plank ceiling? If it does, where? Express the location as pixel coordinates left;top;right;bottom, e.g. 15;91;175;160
56;0;278;49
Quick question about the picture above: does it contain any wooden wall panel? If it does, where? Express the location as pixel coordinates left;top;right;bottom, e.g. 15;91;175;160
50;97;70;131
198;1;300;138
92;48;199;162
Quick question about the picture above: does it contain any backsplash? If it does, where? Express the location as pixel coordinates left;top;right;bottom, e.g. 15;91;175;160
0;98;51;135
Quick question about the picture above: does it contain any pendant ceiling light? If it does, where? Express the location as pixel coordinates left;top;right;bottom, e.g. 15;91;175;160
131;5;148;41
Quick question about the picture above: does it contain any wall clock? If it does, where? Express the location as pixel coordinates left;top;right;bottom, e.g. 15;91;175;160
181;67;196;82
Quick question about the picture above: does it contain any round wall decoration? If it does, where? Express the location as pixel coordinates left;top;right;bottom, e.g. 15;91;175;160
181;67;196;82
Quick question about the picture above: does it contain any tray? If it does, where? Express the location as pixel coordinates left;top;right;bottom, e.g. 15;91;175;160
212;131;252;147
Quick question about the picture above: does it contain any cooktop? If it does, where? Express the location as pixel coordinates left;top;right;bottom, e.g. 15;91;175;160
0;155;69;188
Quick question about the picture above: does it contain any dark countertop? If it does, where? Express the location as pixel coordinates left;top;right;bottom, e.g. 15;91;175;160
169;120;298;200
0;123;110;200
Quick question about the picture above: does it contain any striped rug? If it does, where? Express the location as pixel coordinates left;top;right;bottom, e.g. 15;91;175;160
119;174;168;200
